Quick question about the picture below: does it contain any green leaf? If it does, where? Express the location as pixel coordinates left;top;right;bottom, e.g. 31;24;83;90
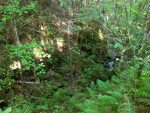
24;11;28;13
36;105;48;110
0;100;4;103
3;107;11;113
97;80;107;92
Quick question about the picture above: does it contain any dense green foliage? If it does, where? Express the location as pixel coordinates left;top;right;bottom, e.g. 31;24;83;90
0;0;150;113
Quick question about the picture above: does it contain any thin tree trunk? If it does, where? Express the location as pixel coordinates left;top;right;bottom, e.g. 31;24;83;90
67;20;73;80
124;0;130;38
144;2;150;41
137;1;150;77
11;18;23;85
12;20;20;45
72;0;76;15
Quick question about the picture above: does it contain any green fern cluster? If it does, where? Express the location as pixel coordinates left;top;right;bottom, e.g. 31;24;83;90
58;78;135;113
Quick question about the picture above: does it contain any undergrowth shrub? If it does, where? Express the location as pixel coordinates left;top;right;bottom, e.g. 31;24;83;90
0;107;11;113
65;78;137;113
9;94;32;113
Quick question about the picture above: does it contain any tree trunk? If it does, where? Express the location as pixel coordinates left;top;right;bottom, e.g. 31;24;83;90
144;2;150;41
12;20;20;45
137;1;150;77
11;18;24;85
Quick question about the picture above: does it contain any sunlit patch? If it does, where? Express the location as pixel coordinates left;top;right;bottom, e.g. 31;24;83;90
43;54;51;58
55;21;62;27
43;32;47;36
68;30;73;35
40;38;45;46
33;47;43;59
41;26;44;30
50;39;54;45
62;21;67;26
40;22;47;30
33;47;51;59
40;22;48;36
55;21;67;27
99;29;104;40
9;61;21;70
122;49;126;53
56;38;64;52
57;41;63;47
